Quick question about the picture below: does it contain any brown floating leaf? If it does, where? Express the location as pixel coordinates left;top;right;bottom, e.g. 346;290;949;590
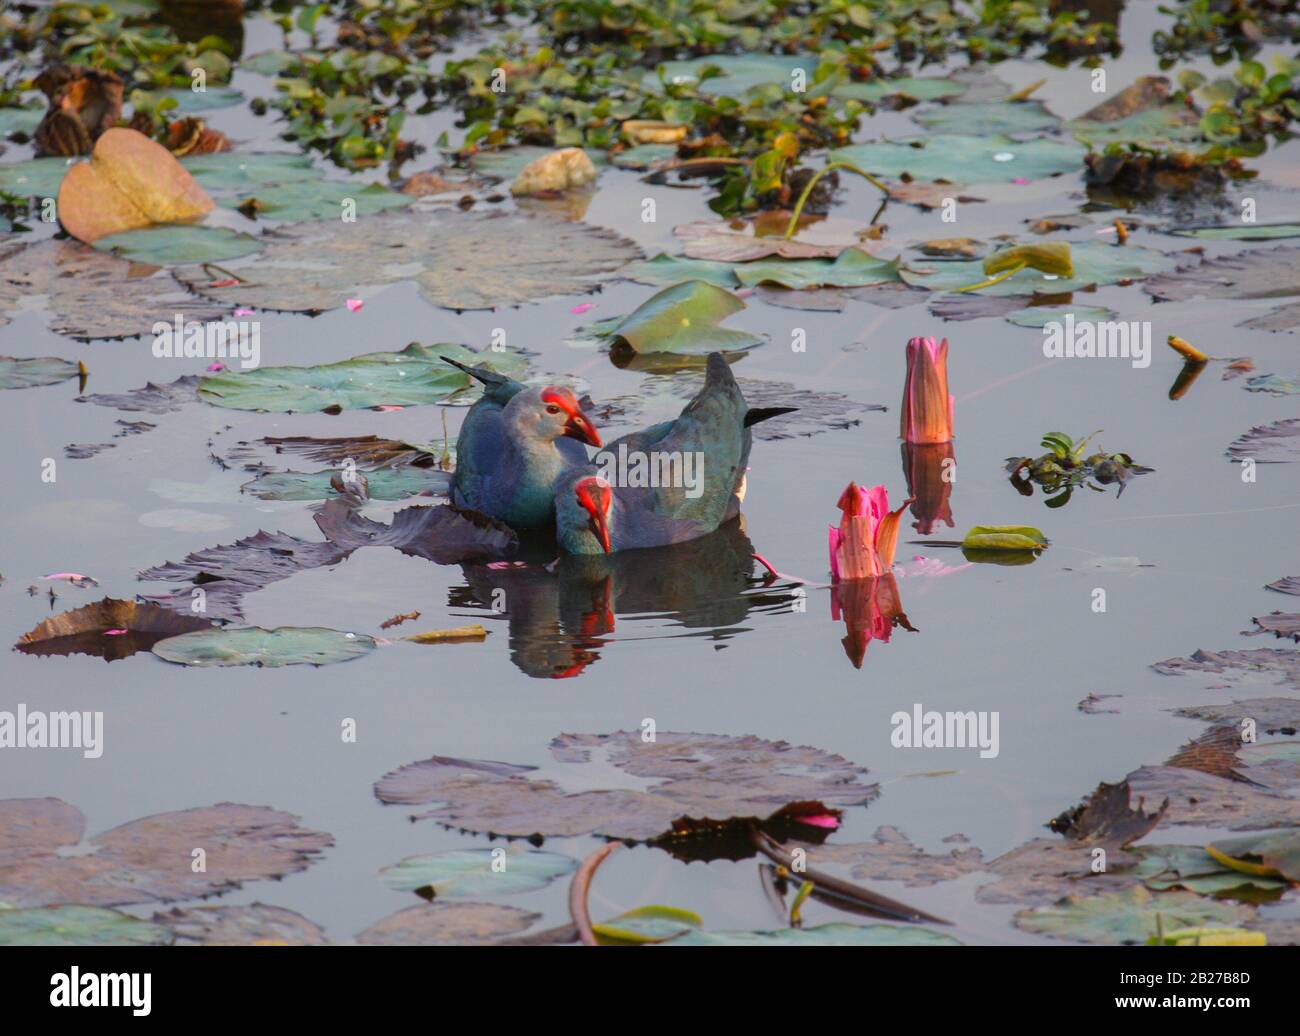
166;117;231;157
16;597;211;660
1267;575;1300;596
887;182;985;209
139;530;351;622
1078;75;1173;122
314;500;517;565
1146;245;1300;303
1174;697;1300;733
79;375;202;413
1127;765;1300;829
379;610;421;630
929;293;1029;322
374;731;878;843
1248;613;1300;641
155;904;327;946
400;171;471;196
57;128;214;244
1164;725;1246;778
673;218;870;262
0;798;332;908
0;241;226;341
356;903;538;946
806;826;984;887
1227;419;1300;464
1154;646;1300;690
1048;780;1167;849
978;839;1141;906
33;65;124;157
261;434;438;468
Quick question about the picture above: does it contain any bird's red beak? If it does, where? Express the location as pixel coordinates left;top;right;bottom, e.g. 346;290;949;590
541;386;602;447
564;410;602;448
576;477;613;554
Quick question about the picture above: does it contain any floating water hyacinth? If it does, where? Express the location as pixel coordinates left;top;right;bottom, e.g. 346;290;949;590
900;337;953;445
829;483;912;581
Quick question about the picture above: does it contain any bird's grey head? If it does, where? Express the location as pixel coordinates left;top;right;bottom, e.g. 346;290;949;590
505;385;602;448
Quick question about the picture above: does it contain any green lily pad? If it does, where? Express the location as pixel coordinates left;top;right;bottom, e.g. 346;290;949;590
649;55;815;97
239;50;311;77
242;466;450;501
175;210;640;312
0;104;42;137
93;224;262;265
0;157;77;198
912;101;1059;136
470;146;607;181
667;923;962;946
611;143;676;170
197;342;524;413
1172;223;1300;241
152;626;377;667
832;77;966;104
621;253;740;289
594;905;703;945
603;281;763;355
1006;304;1117;328
158;86;242;113
1135;844;1289;895
832;134;1084;184
183;152;320;193
237;181;413;222
733;248;900;290
1015;887;1251;945
962;525;1047;550
0;905;172;946
1208;830;1300;883
904;240;1178;296
1068;107;1201;149
380;847;576;899
0;355;82;390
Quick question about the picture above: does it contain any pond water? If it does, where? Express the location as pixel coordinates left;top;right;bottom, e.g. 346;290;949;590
1;3;1298;944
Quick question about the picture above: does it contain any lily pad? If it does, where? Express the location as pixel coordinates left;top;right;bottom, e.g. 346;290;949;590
94;224;262;264
0;104;43;138
197;342;523;413
913;100;1060;136
356;902;538;946
139;529;352;622
831;134;1085;184
1227;420;1300;464
380;847;576;899
0;798;332;908
1245;374;1300;396
142;86;244;114
1175;697;1300;730
621;253;740;289
808;826;984;887
154;903;326;946
0;905;172;947
833;77;966;104
1127;765;1300;829
594;905;702;945
0;239;228;340
667;923;962;946
602;281;763;355
152;626;377;667
733;248;901;291
314;501;519;566
1173;223;1300;241
1155;646;1300;689
175;210;640;312
904;240;1178;296
16;597;211;661
0;356;83;390
1135;844;1288;896
470;145;607;181
1267;576;1300;596
242;466;450;502
611;143;676;169
182;152;320;193
1206;831;1300;883
1146;245;1300;303
374;731;878;843
650;55;815;97
235;181;413;222
1015;887;1251;945
1006;304;1117;328
1068;107;1201;149
79;375;202;413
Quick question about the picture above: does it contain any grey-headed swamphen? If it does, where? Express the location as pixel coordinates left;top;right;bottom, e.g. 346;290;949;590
442;356;600;530
554;352;793;554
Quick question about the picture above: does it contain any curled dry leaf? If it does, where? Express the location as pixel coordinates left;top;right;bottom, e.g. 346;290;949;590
16;597;211;660
57;128;214;244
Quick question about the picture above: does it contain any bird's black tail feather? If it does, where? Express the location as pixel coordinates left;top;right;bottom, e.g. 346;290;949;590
744;406;798;428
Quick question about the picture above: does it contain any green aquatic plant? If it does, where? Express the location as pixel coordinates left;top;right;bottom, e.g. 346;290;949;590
1007;431;1152;507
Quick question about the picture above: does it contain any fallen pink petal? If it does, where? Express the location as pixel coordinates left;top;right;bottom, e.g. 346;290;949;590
346;299;364;312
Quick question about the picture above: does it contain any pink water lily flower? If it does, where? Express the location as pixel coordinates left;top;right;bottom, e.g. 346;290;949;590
570;302;595;315
346;298;364;312
900;336;954;445
828;483;913;581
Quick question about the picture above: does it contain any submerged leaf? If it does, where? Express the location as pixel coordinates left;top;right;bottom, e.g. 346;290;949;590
152;626;377;667
380;847;575;899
